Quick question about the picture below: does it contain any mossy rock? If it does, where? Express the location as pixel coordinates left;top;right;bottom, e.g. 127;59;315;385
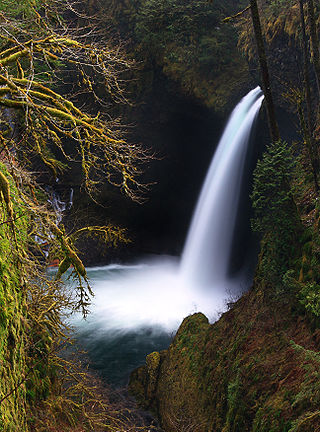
146;351;161;397
129;365;148;407
130;293;320;432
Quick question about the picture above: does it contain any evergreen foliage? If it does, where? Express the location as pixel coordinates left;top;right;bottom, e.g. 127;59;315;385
135;0;248;106
0;0;40;17
299;281;320;316
89;0;249;112
288;342;320;431
251;140;302;287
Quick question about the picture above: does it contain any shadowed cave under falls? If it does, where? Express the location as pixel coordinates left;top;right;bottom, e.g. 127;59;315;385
71;88;264;387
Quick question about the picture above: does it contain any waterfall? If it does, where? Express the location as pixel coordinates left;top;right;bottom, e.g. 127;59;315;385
180;87;264;288
72;87;265;385
46;186;74;224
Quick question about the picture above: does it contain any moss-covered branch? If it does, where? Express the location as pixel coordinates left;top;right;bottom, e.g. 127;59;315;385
0;24;150;201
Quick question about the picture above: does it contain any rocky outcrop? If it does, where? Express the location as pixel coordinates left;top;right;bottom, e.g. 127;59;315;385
129;289;320;432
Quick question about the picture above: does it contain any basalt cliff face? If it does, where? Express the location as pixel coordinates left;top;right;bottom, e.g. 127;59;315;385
129;288;320;432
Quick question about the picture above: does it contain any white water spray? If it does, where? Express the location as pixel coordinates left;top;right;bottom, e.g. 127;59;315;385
180;87;264;288
72;87;264;336
71;88;265;384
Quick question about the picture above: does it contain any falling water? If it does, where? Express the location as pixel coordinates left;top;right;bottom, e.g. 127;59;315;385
46;186;74;224
71;87;265;386
180;87;264;288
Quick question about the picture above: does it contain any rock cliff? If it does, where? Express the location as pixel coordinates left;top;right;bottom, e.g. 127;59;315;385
130;288;320;432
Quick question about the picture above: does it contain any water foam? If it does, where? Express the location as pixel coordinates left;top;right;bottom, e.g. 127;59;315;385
71;88;264;384
72;257;227;334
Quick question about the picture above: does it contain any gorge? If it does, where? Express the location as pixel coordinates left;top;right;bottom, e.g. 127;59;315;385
2;1;320;431
73;87;264;386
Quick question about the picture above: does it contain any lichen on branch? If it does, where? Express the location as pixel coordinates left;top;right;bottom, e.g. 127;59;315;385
0;8;152;202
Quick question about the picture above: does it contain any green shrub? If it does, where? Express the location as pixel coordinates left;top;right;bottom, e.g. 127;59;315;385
251;140;302;287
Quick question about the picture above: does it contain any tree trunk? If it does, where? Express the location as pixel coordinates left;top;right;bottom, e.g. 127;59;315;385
250;0;280;143
307;0;320;97
300;0;313;130
299;0;319;191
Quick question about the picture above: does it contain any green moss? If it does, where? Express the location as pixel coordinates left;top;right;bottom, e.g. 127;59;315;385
0;163;29;432
95;0;249;114
222;371;247;432
146;351;160;375
128;365;148;407
0;0;41;19
130;287;320;432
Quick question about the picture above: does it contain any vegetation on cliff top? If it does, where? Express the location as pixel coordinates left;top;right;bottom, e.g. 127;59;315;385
86;0;250;113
